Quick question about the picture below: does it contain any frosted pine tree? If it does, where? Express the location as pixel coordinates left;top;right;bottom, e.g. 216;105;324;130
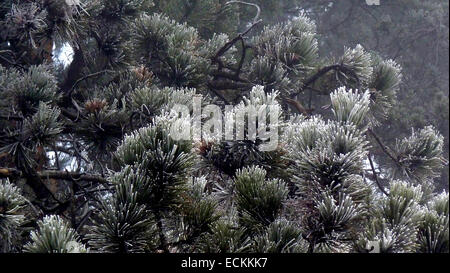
0;0;448;253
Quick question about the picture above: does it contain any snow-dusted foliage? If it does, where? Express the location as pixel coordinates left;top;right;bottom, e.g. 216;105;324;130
25;215;88;253
0;179;26;252
0;0;447;254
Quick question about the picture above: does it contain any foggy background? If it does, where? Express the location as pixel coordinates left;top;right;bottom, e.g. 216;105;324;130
231;0;450;191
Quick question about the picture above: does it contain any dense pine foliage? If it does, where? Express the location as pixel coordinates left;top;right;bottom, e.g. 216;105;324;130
0;0;448;253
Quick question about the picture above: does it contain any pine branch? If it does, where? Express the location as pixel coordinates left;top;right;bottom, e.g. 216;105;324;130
207;80;251;91
0;167;109;185
290;64;361;98
210;70;247;82
0;50;26;70
367;128;400;166
290;65;341;98
236;37;247;76
368;153;389;196
283;97;314;116
207;2;262;103
212;19;262;65
68;70;113;96
60;48;85;94
0;114;23;121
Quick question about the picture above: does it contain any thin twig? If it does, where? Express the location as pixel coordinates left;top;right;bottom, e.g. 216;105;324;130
68;70;112;96
212;19;262;64
226;1;261;24
367;128;399;165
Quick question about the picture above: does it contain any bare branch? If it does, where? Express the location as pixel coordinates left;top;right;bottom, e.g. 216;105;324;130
367;128;400;165
212;19;262;65
226;1;261;24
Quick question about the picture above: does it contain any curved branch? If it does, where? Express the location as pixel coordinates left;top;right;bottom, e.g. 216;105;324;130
283;97;314;116
226;1;261;24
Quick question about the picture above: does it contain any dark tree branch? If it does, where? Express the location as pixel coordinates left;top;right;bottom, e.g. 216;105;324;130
207;81;251;91
283;97;314;116
367;153;389;196
236;37;247;76
206;2;263;104
0;167;109;185
290;65;341;98
210;70;247;82
68;70;113;96
0;51;26;70
75;209;93;233
60;47;85;94
367;128;400;165
290;64;361;99
212;19;262;66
